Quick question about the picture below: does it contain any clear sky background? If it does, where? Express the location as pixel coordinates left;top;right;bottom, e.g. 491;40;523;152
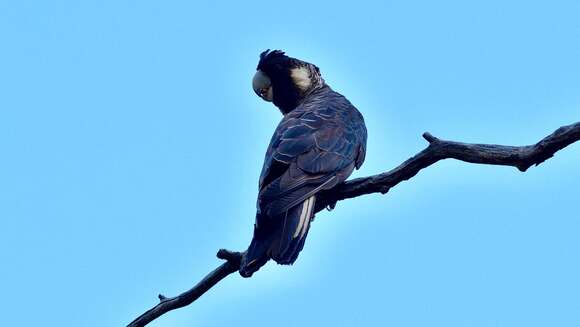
1;1;579;326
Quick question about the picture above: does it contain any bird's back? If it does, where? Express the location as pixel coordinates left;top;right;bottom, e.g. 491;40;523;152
259;85;367;193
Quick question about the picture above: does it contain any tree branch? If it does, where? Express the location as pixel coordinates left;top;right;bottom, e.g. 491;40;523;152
128;121;580;327
317;121;580;210
127;250;242;327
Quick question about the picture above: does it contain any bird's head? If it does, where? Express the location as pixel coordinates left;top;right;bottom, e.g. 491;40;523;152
252;50;325;114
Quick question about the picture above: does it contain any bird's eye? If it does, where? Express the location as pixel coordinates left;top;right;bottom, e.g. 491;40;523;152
253;70;272;101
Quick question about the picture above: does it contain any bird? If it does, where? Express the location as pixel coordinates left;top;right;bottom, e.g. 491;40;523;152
239;50;367;277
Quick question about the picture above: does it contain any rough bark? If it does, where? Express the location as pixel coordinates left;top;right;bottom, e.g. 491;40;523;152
128;121;580;327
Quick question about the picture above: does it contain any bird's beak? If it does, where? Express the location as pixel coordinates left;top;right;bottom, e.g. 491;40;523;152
252;70;273;102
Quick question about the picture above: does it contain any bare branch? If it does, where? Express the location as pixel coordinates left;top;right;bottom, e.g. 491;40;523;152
127;250;242;327
128;122;580;326
317;121;580;210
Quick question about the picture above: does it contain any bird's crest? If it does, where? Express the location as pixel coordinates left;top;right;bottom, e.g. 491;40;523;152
257;49;288;70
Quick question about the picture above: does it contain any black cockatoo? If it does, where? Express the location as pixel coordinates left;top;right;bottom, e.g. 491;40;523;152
239;50;367;277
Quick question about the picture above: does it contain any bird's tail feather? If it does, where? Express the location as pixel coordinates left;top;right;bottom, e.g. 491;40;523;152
271;195;316;265
239;222;273;278
239;196;316;277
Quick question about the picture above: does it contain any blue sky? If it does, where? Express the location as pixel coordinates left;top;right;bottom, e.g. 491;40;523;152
1;1;579;326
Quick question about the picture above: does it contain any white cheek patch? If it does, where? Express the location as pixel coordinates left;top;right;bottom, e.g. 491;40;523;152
290;67;311;91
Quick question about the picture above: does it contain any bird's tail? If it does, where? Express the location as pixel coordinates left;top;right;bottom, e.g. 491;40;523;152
271;195;316;264
239;222;274;278
239;196;316;277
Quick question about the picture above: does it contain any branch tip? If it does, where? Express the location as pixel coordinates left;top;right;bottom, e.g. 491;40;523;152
422;132;438;143
516;165;528;172
216;249;242;263
216;249;229;260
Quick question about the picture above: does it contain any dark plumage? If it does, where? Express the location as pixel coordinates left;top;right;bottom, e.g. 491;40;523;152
240;50;367;277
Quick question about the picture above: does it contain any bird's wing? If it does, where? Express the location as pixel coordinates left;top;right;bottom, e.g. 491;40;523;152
258;103;366;217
